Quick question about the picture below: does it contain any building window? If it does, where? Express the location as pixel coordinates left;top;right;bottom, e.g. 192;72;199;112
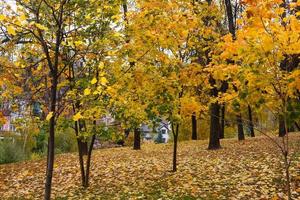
161;129;166;134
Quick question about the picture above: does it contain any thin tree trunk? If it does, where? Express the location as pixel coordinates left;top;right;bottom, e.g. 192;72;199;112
84;133;96;187
224;0;236;38
237;113;245;140
44;74;57;200
220;104;225;139
42;1;66;198
208;102;221;149
248;105;255;137
284;152;291;200
225;0;246;142
79;141;88;156
172;123;179;172
74;120;86;187
279;114;286;137
133;128;141;150
191;113;197;140
79;120;88;155
71;62;87;186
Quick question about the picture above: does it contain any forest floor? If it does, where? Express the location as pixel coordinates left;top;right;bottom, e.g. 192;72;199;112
1;133;300;200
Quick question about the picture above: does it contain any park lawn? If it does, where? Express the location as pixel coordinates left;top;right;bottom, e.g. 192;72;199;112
1;134;300;200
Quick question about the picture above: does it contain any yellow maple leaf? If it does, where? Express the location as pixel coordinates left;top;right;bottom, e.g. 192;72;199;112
73;112;83;121
84;88;91;95
0;14;6;21
20;14;27;21
7;26;16;35
100;77;108;85
46;112;53;121
91;77;97;85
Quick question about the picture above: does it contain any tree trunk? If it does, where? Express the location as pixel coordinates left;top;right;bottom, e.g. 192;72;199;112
133;128;141;150
191;113;197;140
74;119;96;188
44;75;57;200
74;120;86;187
224;0;235;38
78;120;88;155
84;134;96;187
248;105;255;137
220;104;225;139
172;123;179;172
237;113;245;140
279;114;286;137
208;102;221;149
79;140;88;155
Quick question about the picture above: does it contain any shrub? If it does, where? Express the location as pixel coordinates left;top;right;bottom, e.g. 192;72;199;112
55;128;78;154
0;139;26;164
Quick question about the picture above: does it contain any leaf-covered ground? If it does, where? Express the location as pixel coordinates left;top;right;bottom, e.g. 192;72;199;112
1;134;300;200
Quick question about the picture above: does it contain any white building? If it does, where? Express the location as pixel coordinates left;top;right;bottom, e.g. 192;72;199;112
141;120;171;143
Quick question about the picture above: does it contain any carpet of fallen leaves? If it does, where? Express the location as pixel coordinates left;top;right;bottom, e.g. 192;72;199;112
1;134;300;200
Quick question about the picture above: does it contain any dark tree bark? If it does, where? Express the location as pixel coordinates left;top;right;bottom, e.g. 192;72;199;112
208;102;221;149
208;74;221;149
133;128;141;150
70;63;89;186
225;0;246;141
43;1;68;198
220;104;225;139
279;114;287;137
44;74;57;200
84;132;96;187
224;0;236;38
236;113;245;140
74;119;86;187
172;123;179;172
79;141;88;155
219;81;228;140
247;105;255;137
78;120;88;155
191;113;197;140
73;118;96;188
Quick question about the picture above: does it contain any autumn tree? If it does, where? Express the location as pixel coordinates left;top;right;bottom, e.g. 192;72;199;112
191;0;225;149
62;2;121;187
124;0;210;171
218;0;300;198
0;0;121;198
